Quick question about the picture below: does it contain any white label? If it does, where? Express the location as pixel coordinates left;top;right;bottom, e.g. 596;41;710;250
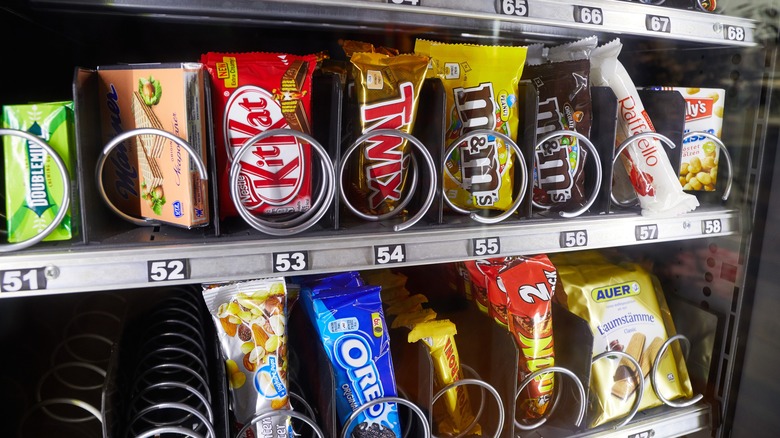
635;224;659;241
366;70;384;90
472;237;500;256
374;244;406;265
573;6;603;25
1;268;47;292
329;317;360;333
560;230;588;248
724;25;745;42
499;0;528;17
273;251;309;272
646;15;670;33
148;259;190;282
444;63;461;80
388;0;420;5
702;219;722;235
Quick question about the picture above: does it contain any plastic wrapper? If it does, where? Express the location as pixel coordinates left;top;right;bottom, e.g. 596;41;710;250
203;278;292;438
589;39;699;217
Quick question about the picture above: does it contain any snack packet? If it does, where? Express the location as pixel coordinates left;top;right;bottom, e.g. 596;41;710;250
409;319;481;436
546;36;598;62
555;259;693;427
391;308;438;330
419;41;527;212
498;255;557;420
3;101;75;242
202;278;292;438
385;293;428;316
301;284;402;437
349;53;428;216
462;260;490;314
589;39;699;217
201;52;316;219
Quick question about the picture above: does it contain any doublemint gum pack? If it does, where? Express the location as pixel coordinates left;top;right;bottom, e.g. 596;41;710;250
3;102;76;243
301;283;402;437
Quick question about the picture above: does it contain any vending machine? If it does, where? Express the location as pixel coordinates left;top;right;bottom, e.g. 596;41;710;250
1;0;778;436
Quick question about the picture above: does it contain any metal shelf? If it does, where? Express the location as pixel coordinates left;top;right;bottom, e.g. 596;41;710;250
0;207;740;297
31;0;757;46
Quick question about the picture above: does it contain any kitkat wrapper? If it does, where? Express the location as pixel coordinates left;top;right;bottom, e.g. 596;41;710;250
3;102;75;243
499;255;557;420
202;278;292;438
555;260;693;427
589;39;699;217
201;52;316;219
419;41;526;212
409;319;481;436
349;53;428;216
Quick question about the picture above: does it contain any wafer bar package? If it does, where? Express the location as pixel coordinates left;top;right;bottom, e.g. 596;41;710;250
554;258;693;427
498;255;558;420
3;101;76;242
348;52;428;216
203;278;292;438
523;59;592;211
418;41;526;212
590;39;699;217
202;52;316;219
301;284;402;437
97;63;210;228
408;319;481;436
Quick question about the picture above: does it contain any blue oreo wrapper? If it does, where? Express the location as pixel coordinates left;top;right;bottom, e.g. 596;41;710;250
302;284;401;437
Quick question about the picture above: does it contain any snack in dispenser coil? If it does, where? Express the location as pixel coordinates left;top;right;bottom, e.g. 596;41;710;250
589;39;699;217
201;52;316;219
348;52;428;217
552;256;693;427
416;40;526;212
202;278;292;438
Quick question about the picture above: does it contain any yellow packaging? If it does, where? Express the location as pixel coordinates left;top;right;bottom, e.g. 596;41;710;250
417;40;527;211
408;319;481;436
382;287;411;308
556;261;693;427
385;293;428;316
391;307;438;329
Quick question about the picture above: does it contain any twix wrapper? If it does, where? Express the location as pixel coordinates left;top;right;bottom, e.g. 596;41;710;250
349;53;428;216
202;52;316;219
408;319;481;436
499;255;557;420
417;41;526;211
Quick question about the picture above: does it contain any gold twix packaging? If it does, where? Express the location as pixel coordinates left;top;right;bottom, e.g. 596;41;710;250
97;63;210;228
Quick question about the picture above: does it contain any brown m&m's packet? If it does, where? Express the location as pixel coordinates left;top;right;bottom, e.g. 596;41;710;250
349;52;428;216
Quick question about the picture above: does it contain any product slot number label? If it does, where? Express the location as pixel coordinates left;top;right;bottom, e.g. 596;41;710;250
560;230;588;248
375;244;406;265
498;0;529;17
628;430;654;438
724;25;745;41
148;259;190;282
1;268;47;292
273;251;309;273
702;219;723;235
573;6;603;25
646;15;670;33
472;237;501;256
387;0;420;5
635;224;659;241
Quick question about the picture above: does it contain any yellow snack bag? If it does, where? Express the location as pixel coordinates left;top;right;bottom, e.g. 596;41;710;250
417;40;527;211
556;260;693;428
409;319;481;436
385;293;428;316
391;307;438;329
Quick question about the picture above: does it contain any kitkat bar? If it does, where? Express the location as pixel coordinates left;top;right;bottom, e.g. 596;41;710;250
201;52;316;219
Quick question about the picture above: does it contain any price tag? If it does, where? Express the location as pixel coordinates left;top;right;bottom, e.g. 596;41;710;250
560;230;588;248
0;268;47;292
724;25;745;42
374;244;406;265
387;0;420;5
498;0;529;17
148;259;190;282
702;219;722;235
273;251;309;273
628;430;654;438
573;6;603;25
472;237;501;256
635;224;659;241
646;15;670;33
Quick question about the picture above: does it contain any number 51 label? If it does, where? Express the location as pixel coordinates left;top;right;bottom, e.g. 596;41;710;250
1;268;47;292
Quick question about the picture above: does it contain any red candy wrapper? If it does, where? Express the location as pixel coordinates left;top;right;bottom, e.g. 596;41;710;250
201;52;316;219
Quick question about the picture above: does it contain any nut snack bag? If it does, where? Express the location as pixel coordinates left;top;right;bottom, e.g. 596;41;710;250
301;283;403;437
498;255;557;420
202;52;316;219
97;63;210;228
417;40;526;212
554;259;693;427
408;319;481;436
590;39;699;217
203;278;292;438
3;101;76;242
349;52;428;216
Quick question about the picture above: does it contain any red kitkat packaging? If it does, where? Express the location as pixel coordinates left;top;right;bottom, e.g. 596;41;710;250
201;52;317;219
